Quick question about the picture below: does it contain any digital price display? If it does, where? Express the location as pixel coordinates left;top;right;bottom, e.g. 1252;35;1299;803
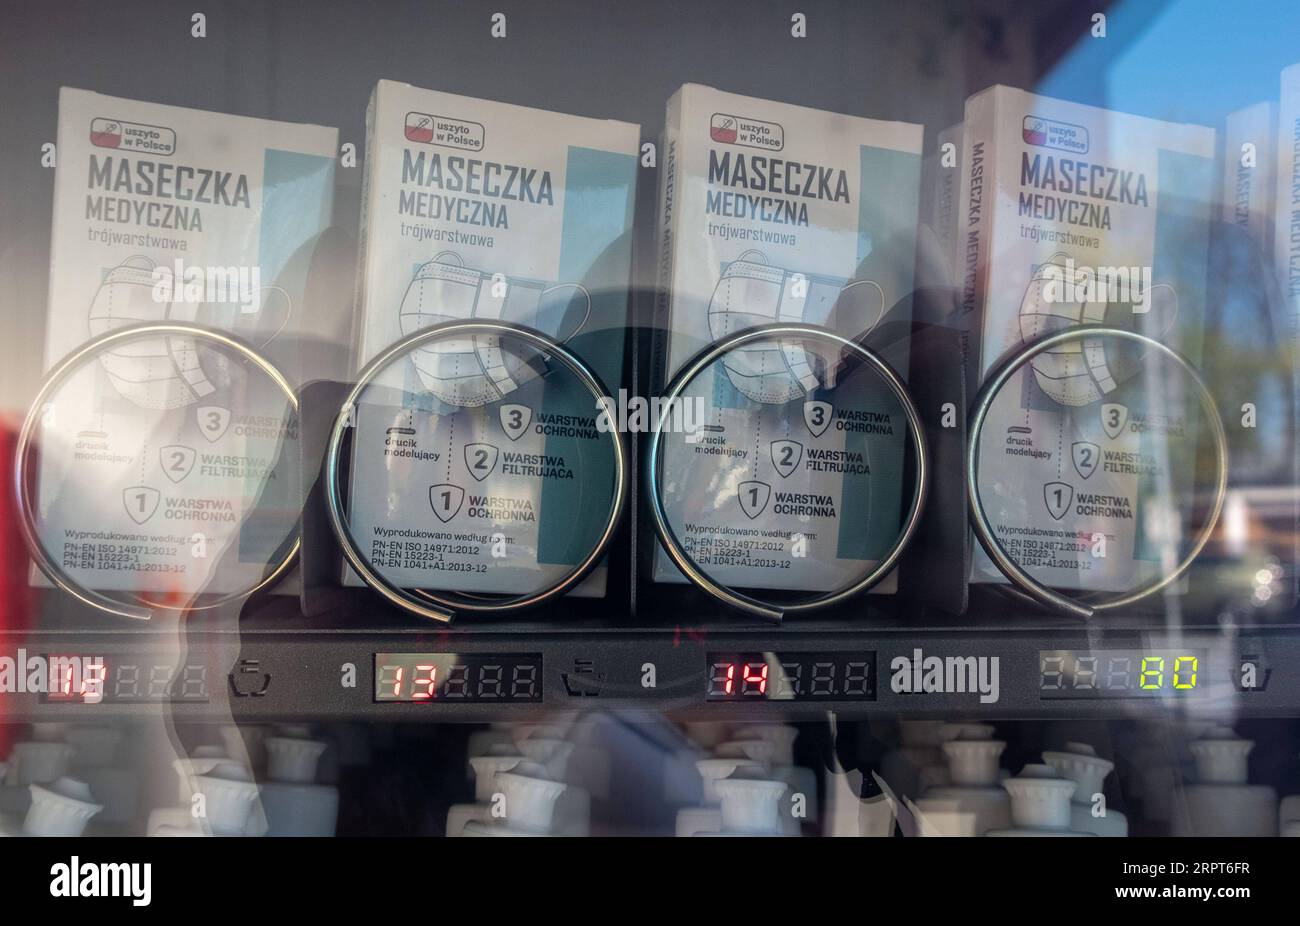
1039;649;1206;699
374;653;542;703
706;652;876;701
40;655;209;703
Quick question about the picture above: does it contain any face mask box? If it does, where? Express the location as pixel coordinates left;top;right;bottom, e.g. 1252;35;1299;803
650;84;923;595
958;85;1216;594
1222;101;1276;254
347;80;639;597
40;88;338;597
1277;64;1300;591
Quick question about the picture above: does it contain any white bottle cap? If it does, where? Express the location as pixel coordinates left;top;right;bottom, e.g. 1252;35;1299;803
1189;735;1253;784
941;722;996;741
24;777;102;837
900;721;947;747
193;773;260;835
714;774;789;835
715;738;776;766
1043;742;1115;802
695;758;764;804
495;769;567;833
942;738;1006;786
219;724;267;768
264;737;328;785
734;725;799;766
517;738;575;780
1001;764;1077;830
469;754;525;803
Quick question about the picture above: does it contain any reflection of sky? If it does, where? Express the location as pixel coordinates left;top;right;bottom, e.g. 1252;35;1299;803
1039;0;1300;123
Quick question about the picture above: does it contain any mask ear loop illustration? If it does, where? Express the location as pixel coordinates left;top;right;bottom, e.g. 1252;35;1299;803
966;325;1228;620
540;281;592;345
323;319;628;623
646;322;929;622
15;322;302;620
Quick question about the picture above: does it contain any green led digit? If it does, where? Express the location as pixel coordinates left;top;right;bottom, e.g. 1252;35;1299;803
1173;656;1198;690
1140;656;1164;690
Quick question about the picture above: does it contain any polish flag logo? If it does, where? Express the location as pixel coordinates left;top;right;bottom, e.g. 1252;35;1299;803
1022;117;1048;146
710;114;738;144
405;112;434;144
90;119;122;148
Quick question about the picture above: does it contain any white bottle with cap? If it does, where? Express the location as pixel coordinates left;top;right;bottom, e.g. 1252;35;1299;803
733;724;819;824
912;723;1010;836
986;764;1094;837
147;748;263;837
713;738;801;834
712;769;791;837
1043;742;1127;836
258;735;338;837
1172;728;1276;837
881;721;955;800
0;776;105;837
676;757;765;837
463;760;569;837
516;736;589;836
447;753;527;836
1;736;77;818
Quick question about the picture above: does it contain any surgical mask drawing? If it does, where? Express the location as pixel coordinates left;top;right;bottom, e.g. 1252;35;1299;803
397;252;591;407
705;251;884;404
86;255;290;409
1018;251;1177;407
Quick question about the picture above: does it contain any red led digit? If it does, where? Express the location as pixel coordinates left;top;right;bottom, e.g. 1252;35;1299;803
742;663;768;696
726;663;736;695
412;664;437;700
391;666;404;698
83;661;107;698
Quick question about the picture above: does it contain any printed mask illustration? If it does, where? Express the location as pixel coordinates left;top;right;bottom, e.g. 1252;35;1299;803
397;252;591;407
1018;252;1178;407
706;252;884;404
86;255;290;409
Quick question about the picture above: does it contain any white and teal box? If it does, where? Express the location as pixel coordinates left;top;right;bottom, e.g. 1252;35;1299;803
1222;101;1276;253
349;81;639;597
651;84;923;594
958;86;1216;593
1276;64;1300;590
40;88;337;596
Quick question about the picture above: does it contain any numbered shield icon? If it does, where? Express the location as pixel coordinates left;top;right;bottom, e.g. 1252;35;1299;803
500;403;532;441
1043;481;1073;521
1071;441;1099;480
803;401;832;438
160;445;197;483
197;405;232;443
1100;403;1128;440
463;442;500;482
428;484;465;523
770;440;803;478
123;486;160;524
737;480;772;520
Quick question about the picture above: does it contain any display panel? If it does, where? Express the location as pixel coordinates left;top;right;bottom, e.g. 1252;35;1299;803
706;652;876;701
373;653;542;703
1038;649;1206;698
39;654;210;703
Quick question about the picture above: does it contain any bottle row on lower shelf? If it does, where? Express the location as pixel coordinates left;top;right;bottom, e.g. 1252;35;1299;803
0;715;1298;836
